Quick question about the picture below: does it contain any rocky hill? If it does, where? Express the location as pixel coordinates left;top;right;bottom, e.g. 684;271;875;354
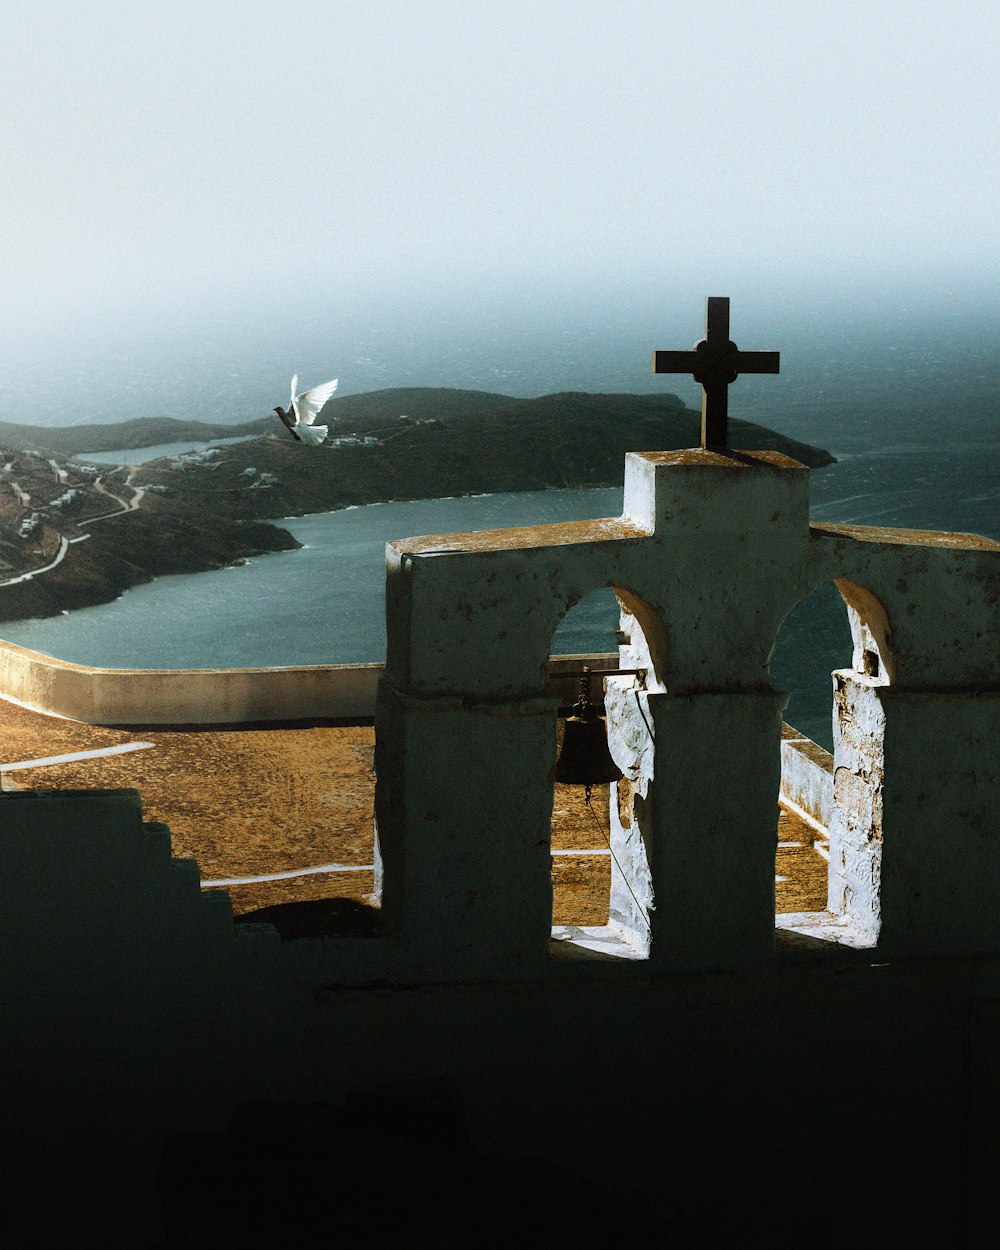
0;388;833;623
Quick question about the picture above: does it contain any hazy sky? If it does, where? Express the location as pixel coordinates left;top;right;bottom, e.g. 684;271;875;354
4;0;998;335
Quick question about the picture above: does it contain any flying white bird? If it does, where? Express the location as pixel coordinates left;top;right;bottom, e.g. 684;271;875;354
273;374;338;445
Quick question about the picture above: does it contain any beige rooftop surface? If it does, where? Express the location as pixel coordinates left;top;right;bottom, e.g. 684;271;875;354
0;697;827;923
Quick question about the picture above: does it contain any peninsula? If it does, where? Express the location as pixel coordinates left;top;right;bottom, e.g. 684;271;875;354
0;388;834;623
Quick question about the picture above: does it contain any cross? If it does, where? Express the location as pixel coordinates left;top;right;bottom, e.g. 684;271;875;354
652;296;780;449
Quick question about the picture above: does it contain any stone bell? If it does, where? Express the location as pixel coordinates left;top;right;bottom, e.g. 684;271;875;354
555;670;623;790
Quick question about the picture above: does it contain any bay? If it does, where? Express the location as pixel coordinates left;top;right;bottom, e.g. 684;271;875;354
81;435;258;466
0;488;625;669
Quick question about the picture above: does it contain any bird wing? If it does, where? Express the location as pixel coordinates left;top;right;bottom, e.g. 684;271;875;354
289;374;299;413
297;422;328;446
294;378;338;425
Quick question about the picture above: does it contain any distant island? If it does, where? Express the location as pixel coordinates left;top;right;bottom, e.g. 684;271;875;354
0;388;834;624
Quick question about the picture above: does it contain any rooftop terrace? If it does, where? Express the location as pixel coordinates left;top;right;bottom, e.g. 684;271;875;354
0;696;830;929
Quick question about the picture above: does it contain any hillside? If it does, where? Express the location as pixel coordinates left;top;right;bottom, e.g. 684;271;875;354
82;389;833;524
0;415;273;454
0;388;834;623
0;388;517;455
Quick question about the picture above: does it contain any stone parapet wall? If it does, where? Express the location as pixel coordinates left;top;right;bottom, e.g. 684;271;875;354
0;638;382;724
0;639;619;726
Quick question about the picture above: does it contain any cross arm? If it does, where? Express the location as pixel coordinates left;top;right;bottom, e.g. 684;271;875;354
652;349;699;373
732;351;780;374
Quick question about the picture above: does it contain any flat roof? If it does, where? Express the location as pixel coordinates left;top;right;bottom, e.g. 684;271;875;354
0;698;827;921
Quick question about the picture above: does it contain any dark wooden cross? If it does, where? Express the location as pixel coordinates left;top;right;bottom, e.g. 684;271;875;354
652;296;780;449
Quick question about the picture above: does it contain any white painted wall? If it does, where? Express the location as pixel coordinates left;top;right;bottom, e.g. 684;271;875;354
377;450;1000;971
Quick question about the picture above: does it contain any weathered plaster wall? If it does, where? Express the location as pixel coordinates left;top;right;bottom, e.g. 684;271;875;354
376;451;820;974
876;683;1000;957
374;685;558;978
828;671;886;941
806;523;1000;689
376;448;1000;971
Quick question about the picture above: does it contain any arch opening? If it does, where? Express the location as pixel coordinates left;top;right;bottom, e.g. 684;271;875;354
770;577;894;949
547;585;660;961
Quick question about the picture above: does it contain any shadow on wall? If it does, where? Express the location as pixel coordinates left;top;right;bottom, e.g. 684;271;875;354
156;1078;661;1250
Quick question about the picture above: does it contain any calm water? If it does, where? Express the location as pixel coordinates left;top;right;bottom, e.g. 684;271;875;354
0;488;625;669
2;288;997;748
82;434;257;466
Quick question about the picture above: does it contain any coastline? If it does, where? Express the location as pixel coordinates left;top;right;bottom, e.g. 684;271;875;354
0;481;626;629
0;388;835;627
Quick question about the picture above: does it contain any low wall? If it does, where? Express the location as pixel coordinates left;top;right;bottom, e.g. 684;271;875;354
779;722;833;829
0;639;382;725
0;641;621;727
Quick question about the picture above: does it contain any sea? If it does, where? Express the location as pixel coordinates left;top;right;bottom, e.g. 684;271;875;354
1;284;997;748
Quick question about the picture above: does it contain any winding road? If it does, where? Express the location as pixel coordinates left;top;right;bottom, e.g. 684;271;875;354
0;468;144;588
